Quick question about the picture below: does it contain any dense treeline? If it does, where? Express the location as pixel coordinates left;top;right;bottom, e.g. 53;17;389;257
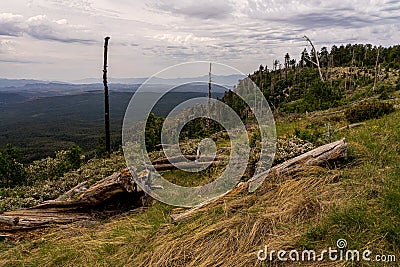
144;44;400;151
223;44;400;114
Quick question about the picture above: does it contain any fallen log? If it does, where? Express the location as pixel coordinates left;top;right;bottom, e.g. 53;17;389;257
248;138;347;190
0;170;144;230
152;160;226;171
56;181;88;201
335;123;366;133
152;155;227;165
171;138;347;223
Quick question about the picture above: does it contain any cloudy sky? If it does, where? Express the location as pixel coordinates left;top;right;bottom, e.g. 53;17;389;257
1;0;399;81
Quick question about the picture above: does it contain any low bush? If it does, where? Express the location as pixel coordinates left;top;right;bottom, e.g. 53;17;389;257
345;100;395;123
27;146;83;183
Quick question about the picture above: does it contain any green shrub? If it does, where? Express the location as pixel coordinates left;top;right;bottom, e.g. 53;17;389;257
304;80;343;111
0;145;27;187
145;113;164;152
379;91;390;100
345;100;395;123
294;126;322;145
27;145;82;183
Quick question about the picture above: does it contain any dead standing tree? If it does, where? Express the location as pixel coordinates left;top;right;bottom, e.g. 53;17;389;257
207;63;212;130
103;37;111;156
373;47;380;92
303;36;324;82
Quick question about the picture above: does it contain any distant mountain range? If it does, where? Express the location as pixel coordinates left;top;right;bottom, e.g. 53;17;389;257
0;74;244;88
0;78;59;88
72;74;245;86
0;76;238;105
0;75;238;105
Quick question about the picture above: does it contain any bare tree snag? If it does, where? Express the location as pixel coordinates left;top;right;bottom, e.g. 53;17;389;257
207;62;212;130
303;36;324;82
373;47;380;92
103;36;111;156
350;49;355;90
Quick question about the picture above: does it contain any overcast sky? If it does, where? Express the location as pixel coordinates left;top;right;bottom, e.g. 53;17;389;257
1;0;399;81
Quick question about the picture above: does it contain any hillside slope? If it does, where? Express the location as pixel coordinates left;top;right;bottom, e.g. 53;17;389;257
0;107;398;266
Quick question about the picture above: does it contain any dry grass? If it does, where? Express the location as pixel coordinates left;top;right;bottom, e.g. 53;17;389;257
0;166;346;267
135;167;345;267
0;110;398;266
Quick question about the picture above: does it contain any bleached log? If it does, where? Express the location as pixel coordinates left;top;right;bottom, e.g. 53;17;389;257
152;161;226;171
248;138;347;189
171;139;347;223
335;123;365;133
152;155;227;165
0;169;142;230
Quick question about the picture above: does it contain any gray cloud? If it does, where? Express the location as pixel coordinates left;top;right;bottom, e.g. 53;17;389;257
44;0;93;12
0;40;16;54
0;58;39;64
25;15;95;44
0;13;96;44
283;11;373;30
243;0;399;31
150;0;235;20
0;13;24;36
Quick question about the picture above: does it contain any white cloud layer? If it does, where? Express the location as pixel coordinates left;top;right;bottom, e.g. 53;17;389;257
0;0;399;80
0;13;94;43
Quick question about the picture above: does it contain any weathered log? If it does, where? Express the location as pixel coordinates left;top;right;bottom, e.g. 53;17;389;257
152;155;227;165
0;170;143;230
335;123;365;133
56;181;88;201
248;138;347;191
152;161;226;171
171;139;347;223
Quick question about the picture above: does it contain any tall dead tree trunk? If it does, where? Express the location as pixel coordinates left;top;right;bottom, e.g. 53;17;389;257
329;55;333;86
349;49;355;90
373;47;380;92
103;36;111;156
303;36;324;82
207;63;212;130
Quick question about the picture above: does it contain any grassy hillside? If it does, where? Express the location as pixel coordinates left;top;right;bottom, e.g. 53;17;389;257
0;106;398;266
